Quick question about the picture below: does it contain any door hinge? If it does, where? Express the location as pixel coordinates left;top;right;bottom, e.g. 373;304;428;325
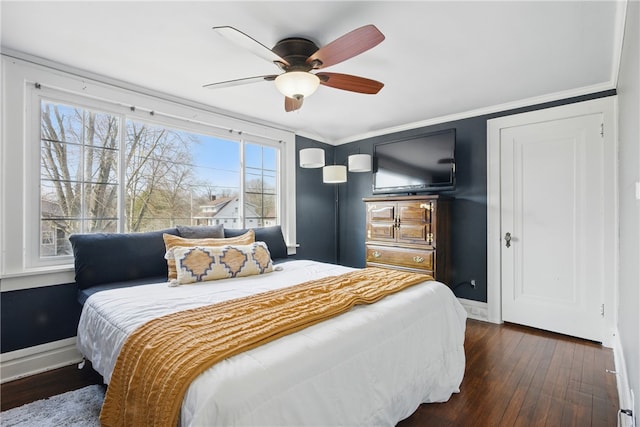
600;123;604;137
600;304;605;317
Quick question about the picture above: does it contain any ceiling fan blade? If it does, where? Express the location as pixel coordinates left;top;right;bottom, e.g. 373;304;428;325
306;24;385;69
213;26;289;67
285;96;303;112
203;75;277;89
317;72;384;94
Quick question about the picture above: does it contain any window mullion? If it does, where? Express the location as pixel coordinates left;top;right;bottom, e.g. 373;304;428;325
80;110;86;234
276;145;282;227
118;113;126;233
240;139;246;228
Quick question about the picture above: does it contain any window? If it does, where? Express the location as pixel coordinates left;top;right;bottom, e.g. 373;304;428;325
38;99;282;261
245;143;277;227
40;101;120;257
1;58;294;281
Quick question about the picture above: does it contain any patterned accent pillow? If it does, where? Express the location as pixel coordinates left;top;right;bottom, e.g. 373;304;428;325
171;241;274;285
163;230;255;280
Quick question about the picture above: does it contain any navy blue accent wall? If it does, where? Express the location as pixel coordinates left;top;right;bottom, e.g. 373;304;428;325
295;136;339;263
335;120;487;301
1;283;81;353
297;90;616;304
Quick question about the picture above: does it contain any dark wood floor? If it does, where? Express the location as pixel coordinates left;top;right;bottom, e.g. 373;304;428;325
1;360;103;412
399;320;619;426
1;320;619;426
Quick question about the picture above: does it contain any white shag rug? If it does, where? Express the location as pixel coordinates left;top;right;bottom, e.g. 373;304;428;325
1;384;105;427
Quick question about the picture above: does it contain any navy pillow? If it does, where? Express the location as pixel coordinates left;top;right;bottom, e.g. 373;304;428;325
224;226;288;260
69;228;179;289
177;224;224;239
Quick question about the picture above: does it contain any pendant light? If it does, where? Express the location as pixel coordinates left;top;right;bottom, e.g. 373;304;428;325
299;148;325;168
347;154;371;172
323;165;347;184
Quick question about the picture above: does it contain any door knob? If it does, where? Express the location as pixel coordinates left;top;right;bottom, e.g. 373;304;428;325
504;232;512;248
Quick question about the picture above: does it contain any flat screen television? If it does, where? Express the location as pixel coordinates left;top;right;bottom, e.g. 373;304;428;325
372;129;456;194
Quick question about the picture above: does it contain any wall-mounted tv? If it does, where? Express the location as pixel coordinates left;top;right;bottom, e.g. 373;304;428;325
372;129;456;194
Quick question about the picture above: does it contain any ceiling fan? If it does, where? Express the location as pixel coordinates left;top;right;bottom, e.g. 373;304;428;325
203;25;385;112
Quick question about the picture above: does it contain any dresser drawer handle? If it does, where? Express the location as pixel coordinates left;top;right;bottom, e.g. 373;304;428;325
413;256;424;263
372;251;381;258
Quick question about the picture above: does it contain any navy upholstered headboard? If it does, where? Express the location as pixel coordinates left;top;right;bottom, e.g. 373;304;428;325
69;228;179;290
70;225;289;293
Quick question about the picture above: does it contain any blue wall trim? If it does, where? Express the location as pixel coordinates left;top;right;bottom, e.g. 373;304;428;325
1;283;81;353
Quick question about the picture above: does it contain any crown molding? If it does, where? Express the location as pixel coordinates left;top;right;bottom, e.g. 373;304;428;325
332;82;616;146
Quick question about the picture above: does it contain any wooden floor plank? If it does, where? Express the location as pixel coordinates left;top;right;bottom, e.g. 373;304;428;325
1;320;620;426
513;336;557;426
580;344;596;396
528;393;553;427
492;332;545;425
593;342;620;426
544;339;575;400
543;395;566;427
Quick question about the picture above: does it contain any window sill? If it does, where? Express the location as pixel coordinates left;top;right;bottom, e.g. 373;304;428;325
0;266;75;292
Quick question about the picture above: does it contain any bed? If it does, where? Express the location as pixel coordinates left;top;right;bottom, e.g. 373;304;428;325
76;258;466;426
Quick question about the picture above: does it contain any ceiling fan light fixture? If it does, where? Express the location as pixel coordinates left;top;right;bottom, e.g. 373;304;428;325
275;71;320;99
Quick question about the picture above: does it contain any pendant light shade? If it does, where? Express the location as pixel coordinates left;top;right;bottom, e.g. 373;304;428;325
323;165;347;184
299;148;325;168
299;149;369;184
275;71;320;99
347;154;372;172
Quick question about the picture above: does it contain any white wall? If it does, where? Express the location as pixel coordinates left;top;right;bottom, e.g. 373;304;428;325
617;0;640;419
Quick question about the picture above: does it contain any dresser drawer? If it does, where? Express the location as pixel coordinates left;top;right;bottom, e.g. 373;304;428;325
366;245;434;272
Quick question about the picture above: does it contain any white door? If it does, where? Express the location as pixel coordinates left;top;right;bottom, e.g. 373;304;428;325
499;112;607;342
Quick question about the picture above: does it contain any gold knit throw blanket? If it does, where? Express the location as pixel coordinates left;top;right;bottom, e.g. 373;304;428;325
100;267;432;427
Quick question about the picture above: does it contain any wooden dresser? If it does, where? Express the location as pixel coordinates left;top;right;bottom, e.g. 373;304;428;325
363;195;451;284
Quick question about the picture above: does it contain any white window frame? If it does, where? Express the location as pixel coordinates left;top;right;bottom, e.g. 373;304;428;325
27;89;128;267
1;56;296;289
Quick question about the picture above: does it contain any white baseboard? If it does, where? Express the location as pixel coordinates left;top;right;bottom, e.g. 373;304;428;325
457;298;490;322
612;329;636;427
0;337;83;384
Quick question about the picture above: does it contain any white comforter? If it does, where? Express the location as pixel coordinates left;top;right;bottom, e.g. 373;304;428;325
77;260;467;426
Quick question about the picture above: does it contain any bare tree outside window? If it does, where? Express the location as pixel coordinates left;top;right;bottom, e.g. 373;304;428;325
125;121;197;232
39;100;279;259
245;143;277;227
40;102;119;256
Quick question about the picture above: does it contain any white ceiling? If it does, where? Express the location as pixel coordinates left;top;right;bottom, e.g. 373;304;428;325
0;1;624;144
